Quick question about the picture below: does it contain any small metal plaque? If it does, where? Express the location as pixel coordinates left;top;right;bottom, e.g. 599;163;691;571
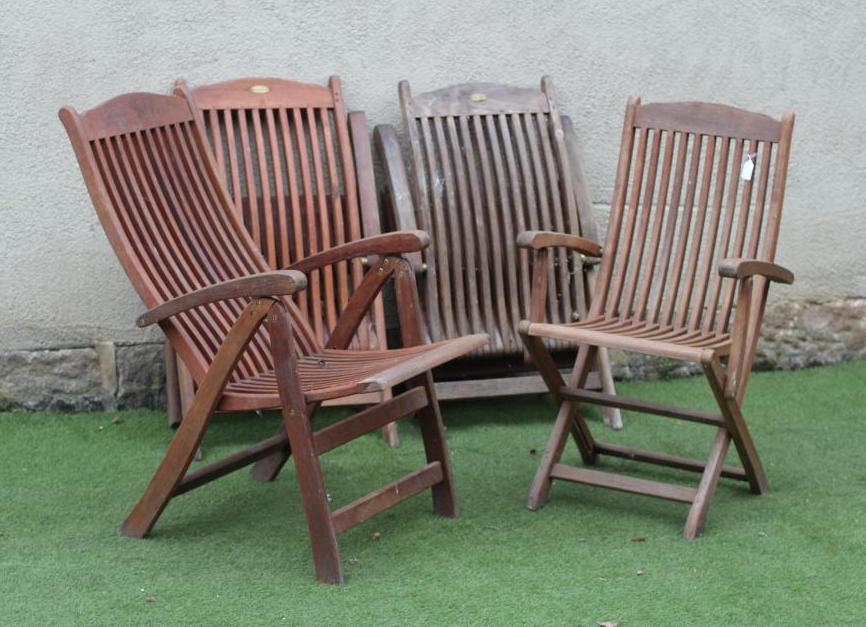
470;92;487;102
250;85;270;94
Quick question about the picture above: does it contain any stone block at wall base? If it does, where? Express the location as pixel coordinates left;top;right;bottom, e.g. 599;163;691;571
0;342;165;412
0;299;863;411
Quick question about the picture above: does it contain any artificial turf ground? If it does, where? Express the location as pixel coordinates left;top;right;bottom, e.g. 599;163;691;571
2;359;865;625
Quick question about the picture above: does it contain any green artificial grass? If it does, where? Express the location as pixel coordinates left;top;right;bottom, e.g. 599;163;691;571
2;360;866;626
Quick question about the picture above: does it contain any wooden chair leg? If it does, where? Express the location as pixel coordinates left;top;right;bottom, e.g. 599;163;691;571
377;383;399;448
381;422;400;447
120;386;216;538
596;347;623;430
413;372;457;517
703;358;768;494
249;429;291;482
268;305;342;584
121;299;273;538
164;342;181;429
683;427;730;539
177;358;196;419
527;343;598;511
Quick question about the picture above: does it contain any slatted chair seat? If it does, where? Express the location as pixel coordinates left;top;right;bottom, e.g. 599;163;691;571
524;318;731;362
520;98;795;539
60;90;488;584
221;338;483;406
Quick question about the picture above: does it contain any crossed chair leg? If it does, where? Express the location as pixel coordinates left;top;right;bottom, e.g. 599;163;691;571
521;327;767;539
120;298;457;584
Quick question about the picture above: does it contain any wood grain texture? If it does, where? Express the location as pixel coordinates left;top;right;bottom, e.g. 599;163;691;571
519;96;796;537
60;91;490;583
382;77;616;407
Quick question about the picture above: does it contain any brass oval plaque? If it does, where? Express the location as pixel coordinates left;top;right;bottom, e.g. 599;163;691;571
250;85;270;94
470;92;487;102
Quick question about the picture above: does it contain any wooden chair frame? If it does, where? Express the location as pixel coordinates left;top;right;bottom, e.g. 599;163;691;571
520;98;795;537
169;76;398;446
375;77;622;428
60;91;487;583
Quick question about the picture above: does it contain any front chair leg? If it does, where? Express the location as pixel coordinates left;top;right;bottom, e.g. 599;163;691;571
683;427;730;539
527;343;598;510
703;357;768;494
121;299;274;538
414;372;458;517
120;387;216;538
268;304;342;584
393;258;457;517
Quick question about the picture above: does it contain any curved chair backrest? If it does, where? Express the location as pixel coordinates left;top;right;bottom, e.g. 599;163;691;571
594;99;795;335
59;93;321;385
175;76;385;350
398;77;595;356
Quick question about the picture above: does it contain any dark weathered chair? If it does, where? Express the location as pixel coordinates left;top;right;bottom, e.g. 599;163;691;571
169;76;398;446
59;91;487;583
520;98;795;537
375;78;622;428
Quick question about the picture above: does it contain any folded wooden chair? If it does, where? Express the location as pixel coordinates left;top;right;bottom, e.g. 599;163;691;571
520;98;795;537
169;76;398;446
375;77;622;428
59;91;487;583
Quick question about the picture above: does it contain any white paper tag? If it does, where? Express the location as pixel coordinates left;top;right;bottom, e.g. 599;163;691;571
740;153;755;181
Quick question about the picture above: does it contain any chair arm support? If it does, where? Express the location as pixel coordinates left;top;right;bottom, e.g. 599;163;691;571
137;271;307;327
718;258;794;285
517;230;603;261
288;231;430;274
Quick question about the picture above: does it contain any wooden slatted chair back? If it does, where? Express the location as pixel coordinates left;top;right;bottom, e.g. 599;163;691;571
594;99;795;336
176;76;382;350
59;93;321;386
398;77;592;355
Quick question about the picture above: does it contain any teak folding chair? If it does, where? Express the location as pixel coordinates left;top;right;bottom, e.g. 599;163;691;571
169;76;398;446
59;92;487;583
375;77;622;428
520;98;795;537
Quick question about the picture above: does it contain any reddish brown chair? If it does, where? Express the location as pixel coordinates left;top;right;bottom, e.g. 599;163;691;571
59;91;487;583
169;76;398;447
375;78;622;428
520;98;795;537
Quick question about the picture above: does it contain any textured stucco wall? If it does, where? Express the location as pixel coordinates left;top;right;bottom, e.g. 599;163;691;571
1;0;864;351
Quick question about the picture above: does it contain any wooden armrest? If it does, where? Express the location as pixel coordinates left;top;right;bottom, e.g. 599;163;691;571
516;230;603;259
137;270;307;327
289;231;430;274
718;258;794;285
